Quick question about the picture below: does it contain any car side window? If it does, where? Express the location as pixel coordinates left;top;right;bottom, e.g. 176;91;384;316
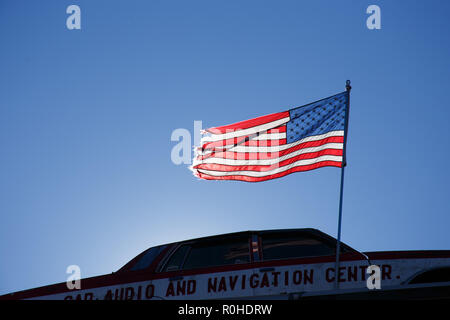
183;239;250;270
261;232;336;261
161;237;250;272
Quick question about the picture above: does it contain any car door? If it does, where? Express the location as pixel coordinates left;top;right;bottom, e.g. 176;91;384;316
152;233;257;299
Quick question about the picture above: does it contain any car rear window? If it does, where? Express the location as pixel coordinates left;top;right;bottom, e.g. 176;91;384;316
261;232;335;261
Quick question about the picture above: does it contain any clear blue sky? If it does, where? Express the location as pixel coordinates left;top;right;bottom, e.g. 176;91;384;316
1;0;450;295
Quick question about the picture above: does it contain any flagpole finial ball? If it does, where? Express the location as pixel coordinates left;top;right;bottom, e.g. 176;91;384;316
345;80;351;91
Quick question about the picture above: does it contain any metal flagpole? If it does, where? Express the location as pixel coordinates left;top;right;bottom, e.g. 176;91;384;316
334;80;351;290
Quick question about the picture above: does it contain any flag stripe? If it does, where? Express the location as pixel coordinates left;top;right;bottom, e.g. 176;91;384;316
198;136;344;161
196;155;342;178
198;130;344;156
206;111;290;134
198;138;286;154
194;149;343;172
195;160;342;182
230;139;287;147
201;130;287;151
222;130;344;153
201;116;290;142
197;143;342;165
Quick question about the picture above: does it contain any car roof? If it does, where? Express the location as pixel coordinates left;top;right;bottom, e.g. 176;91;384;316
171;228;326;244
118;228;359;272
171;228;356;252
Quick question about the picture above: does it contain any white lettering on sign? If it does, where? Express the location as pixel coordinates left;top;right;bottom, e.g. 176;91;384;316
28;257;450;300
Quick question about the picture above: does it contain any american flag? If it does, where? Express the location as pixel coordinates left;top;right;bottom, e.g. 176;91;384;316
191;91;349;182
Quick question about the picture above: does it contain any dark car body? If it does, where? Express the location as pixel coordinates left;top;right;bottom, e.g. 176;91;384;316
2;228;450;300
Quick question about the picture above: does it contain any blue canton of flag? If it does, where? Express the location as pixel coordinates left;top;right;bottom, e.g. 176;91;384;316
287;92;348;144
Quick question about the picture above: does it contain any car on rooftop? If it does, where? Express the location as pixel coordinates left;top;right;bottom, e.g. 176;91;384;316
1;228;450;300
